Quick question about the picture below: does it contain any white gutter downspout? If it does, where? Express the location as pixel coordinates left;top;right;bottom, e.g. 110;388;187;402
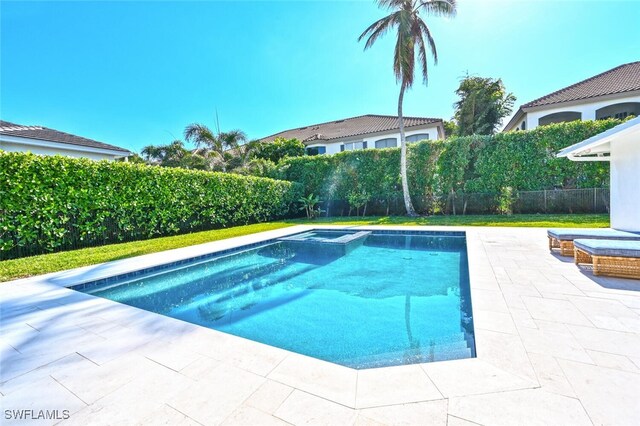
567;154;610;162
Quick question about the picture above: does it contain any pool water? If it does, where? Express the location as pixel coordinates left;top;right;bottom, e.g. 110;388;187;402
73;230;476;369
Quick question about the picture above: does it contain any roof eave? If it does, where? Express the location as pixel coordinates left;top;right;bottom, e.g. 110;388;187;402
523;89;640;112
0;134;131;156
502;109;526;132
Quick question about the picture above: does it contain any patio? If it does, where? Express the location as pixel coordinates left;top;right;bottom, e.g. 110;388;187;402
1;225;639;425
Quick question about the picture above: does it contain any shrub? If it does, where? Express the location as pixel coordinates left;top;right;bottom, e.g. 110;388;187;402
276;119;621;214
0;152;302;259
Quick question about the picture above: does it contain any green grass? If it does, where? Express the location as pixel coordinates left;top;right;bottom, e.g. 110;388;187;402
0;222;293;282
286;213;610;228
1;214;609;282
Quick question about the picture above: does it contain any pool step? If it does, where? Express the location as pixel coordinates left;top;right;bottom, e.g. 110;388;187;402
345;332;473;369
348;346;472;369
206;261;318;305
88;250;286;307
169;262;317;320
156;255;308;309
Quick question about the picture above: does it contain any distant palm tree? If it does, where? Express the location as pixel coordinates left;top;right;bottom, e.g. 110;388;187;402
141;140;188;167
141;140;209;170
184;124;248;171
359;0;457;216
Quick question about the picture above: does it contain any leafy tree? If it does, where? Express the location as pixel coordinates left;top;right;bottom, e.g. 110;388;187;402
443;120;458;139
140;140;207;170
453;75;516;136
252;137;305;163
359;0;457;216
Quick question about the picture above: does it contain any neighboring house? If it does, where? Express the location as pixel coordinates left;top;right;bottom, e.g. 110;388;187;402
0;120;130;161
504;61;640;132
260;114;444;155
557;116;640;232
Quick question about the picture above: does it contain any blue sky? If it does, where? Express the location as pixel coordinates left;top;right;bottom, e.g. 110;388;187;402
2;1;639;153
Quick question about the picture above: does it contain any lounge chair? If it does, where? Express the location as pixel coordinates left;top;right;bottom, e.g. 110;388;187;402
547;228;640;256
574;239;640;279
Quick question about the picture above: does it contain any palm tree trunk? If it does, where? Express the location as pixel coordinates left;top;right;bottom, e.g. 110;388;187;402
398;85;418;216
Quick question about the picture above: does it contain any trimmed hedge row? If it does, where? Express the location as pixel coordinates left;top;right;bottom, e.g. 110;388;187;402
276;119;620;212
0;152;302;259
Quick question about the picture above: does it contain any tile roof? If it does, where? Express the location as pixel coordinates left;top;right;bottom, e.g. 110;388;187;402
0;120;130;153
522;61;640;108
260;114;442;143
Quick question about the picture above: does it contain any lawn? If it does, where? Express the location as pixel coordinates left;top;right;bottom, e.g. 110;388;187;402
287;213;610;228
1;213;609;282
0;222;292;282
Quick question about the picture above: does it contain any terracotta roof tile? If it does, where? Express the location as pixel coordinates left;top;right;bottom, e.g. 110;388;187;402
522;61;640;108
260;114;442;143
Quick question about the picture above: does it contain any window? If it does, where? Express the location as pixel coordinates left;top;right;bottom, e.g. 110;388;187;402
405;133;429;143
343;141;367;151
538;111;581;126
521;121;526;131
596;102;640;120
374;138;397;149
306;146;326;156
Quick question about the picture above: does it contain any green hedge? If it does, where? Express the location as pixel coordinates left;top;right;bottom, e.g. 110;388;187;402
276;119;620;212
464;119;614;192
0;152;302;259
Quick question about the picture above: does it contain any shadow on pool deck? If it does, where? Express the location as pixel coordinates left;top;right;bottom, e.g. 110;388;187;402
549;251;640;292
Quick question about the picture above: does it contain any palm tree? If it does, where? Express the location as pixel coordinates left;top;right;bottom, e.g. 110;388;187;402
184;124;248;171
141;140;189;167
359;0;457;216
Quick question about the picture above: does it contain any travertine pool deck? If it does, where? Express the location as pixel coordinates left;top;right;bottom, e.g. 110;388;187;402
1;225;639;425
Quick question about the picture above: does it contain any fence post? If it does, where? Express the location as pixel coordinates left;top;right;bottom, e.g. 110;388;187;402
544;190;547;213
593;188;597;213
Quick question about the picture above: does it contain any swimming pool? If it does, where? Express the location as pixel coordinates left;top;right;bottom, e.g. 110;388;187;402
73;229;476;369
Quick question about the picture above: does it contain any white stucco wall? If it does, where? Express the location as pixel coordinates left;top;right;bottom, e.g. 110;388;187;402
310;124;442;155
610;134;640;232
0;139;127;161
523;94;640;131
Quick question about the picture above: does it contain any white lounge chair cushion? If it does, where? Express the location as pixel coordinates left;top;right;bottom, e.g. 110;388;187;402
547;228;640;241
574;239;640;258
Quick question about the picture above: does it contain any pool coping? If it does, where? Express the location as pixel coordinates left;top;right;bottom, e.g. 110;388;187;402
1;225;542;410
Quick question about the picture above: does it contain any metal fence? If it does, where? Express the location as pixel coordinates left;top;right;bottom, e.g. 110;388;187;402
319;187;610;217
512;188;610;214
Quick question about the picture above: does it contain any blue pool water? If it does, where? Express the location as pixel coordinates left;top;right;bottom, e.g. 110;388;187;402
73;230;476;369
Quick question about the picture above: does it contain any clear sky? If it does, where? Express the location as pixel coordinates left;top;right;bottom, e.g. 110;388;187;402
1;1;639;153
